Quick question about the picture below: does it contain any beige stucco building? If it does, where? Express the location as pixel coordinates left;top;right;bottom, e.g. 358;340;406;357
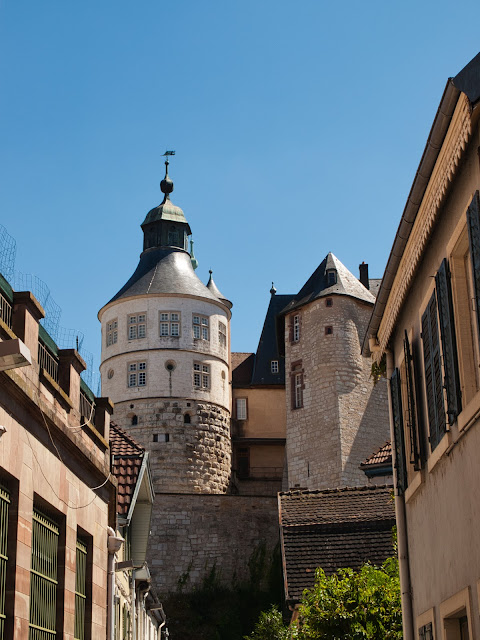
0;273;115;639
365;51;480;640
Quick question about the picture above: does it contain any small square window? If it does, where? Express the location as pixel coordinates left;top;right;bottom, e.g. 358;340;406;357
271;360;279;374
326;298;333;307
325;326;333;335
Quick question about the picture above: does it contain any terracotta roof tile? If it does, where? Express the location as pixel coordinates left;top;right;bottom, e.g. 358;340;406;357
279;485;396;603
110;422;145;517
361;441;392;467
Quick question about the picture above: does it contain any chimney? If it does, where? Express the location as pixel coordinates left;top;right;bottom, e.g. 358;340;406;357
359;262;369;289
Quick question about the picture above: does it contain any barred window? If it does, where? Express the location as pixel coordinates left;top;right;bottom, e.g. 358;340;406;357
194;362;210;389
106;319;118;346
128;314;146;340
74;536;88;640
159;312;181;337
128;362;147;387
193;315;209;340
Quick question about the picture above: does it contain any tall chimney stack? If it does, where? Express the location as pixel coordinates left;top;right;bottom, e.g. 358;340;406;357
359;262;369;289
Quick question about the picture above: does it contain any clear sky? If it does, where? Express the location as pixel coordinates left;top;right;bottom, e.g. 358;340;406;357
0;1;479;384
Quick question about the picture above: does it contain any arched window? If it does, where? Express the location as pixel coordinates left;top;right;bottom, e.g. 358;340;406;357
131;415;138;426
184;413;191;424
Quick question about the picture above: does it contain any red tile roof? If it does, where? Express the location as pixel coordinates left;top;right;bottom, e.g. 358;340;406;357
279;485;396;603
110;422;145;517
361;441;392;467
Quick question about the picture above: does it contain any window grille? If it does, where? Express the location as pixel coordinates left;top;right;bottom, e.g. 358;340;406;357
38;340;59;383
0;485;10;639
74;538;87;640
0;293;12;329
29;509;59;640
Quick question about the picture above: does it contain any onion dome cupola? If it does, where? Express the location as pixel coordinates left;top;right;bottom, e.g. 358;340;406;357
207;270;233;310
141;159;192;252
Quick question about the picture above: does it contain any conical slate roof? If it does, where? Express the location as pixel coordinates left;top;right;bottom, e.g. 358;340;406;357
106;248;222;305
206;270;232;309
282;253;375;315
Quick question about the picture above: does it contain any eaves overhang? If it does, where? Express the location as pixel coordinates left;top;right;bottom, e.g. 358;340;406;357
362;78;469;357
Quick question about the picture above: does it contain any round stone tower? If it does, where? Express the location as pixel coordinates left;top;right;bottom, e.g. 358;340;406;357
98;160;232;494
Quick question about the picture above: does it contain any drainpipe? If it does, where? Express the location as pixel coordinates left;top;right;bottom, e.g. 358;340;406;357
131;572;136;640
107;527;124;640
386;351;414;640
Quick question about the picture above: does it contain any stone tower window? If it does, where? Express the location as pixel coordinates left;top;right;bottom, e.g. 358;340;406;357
293;315;300;342
193;315;209;340
325;326;333;335
160;312;181;337
193;363;210;389
128;362;146;387
218;322;227;349
291;362;304;409
184;413;191;424
131;415;138;426
106;319;118;346
325;298;333;307
128;314;146;340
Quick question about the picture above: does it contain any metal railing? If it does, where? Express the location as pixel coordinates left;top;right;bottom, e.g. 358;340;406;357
38;341;59;383
29;509;59;640
74;538;87;640
0;293;12;329
0;485;10;640
79;391;95;425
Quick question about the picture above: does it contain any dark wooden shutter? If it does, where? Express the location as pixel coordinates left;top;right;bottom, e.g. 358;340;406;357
404;331;421;469
467;191;480;340
435;258;461;423
422;291;446;450
390;368;407;493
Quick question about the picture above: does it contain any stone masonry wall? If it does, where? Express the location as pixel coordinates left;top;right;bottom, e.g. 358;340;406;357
285;295;390;490
147;494;280;595
113;398;232;494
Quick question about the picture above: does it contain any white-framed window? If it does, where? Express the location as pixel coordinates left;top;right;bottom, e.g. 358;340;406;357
128;361;147;387
236;398;247;420
293;315;300;342
193;362;210;389
128;314;146;340
159;312;181;337
271;360;279;374
218;322;227;348
294;373;303;408
193;314;209;340
106;319;118;346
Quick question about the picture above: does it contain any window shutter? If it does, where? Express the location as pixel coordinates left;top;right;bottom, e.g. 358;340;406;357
435;258;461;423
390;368;407;493
422;291;446;450
467;191;480;339
403;331;421;469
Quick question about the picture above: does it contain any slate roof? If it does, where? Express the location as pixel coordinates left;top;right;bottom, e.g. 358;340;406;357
361;441;392;467
110;422;145;517
453;51;480;106
251;294;293;385
206;271;232;309
281;253;375;316
232;352;255;385
106;248;222;305
279;485;396;603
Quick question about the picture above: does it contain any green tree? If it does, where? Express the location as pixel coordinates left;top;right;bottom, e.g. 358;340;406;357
246;552;402;640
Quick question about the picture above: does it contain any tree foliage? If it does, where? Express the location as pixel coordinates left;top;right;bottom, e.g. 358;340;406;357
245;553;402;640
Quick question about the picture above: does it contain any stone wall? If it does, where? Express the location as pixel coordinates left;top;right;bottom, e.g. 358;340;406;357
285;295;390;490
113;398;232;494
147;494;280;595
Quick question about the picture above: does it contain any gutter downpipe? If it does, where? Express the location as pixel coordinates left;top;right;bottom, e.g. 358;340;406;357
131;573;137;640
386;351;414;640
107;527;124;640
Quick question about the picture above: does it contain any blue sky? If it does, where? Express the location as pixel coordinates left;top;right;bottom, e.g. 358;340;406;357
0;1;479;379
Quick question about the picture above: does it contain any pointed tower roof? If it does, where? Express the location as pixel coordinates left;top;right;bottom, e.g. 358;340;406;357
281;252;375;315
206;270;232;309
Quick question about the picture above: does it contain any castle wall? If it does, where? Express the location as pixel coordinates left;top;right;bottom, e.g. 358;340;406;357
112;398;231;494
147;494;279;594
285;295;389;490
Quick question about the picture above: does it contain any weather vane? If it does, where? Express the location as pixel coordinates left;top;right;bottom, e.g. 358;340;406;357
163;150;175;157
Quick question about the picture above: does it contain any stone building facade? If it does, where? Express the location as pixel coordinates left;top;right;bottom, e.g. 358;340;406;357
281;253;390;490
0;274;115;639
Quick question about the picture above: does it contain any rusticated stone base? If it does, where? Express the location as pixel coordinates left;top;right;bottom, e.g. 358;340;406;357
112;397;231;494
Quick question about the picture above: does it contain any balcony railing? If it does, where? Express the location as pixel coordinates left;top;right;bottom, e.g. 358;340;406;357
38;340;59;383
79;390;96;424
0;292;12;329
